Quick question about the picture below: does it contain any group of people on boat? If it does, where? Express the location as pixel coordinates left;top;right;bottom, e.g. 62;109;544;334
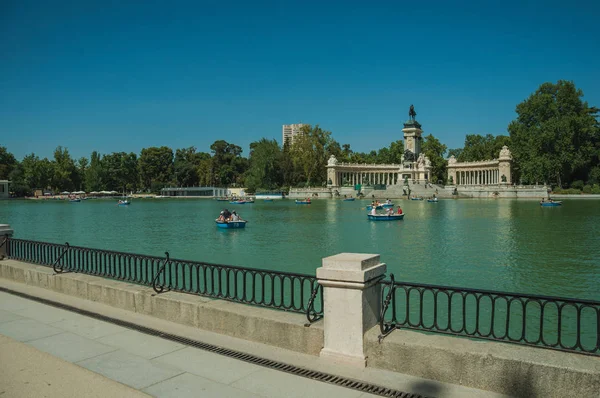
217;209;243;222
370;206;402;216
540;197;555;203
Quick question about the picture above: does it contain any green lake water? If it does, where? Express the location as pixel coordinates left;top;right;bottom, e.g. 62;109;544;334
1;198;599;300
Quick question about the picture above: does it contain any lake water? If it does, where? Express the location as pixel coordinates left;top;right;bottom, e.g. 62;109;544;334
1;198;599;300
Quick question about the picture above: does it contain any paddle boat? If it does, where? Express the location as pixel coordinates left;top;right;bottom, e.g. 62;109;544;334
230;199;247;204
255;192;283;200
366;205;383;210
216;197;229;202
117;200;130;206
215;220;247;229
343;197;355;201
427;198;438;203
540;200;562;207
367;213;405;221
410;197;424;201
382;203;394;208
295;199;311;204
69;198;81;203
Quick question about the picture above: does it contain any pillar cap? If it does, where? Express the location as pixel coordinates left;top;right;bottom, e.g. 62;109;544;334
322;253;380;271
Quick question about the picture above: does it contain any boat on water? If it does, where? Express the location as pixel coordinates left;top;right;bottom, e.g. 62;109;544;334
117;200;130;206
411;197;424;201
69;199;81;203
216;197;229;202
427;198;438;202
230;200;247;204
540;200;562;207
295;200;311;204
343;198;355;201
367;213;405;221
366;205;383;210
215;220;247;229
382;203;394;208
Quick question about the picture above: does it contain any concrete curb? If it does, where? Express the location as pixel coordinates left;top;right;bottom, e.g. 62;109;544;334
365;327;600;398
0;260;324;356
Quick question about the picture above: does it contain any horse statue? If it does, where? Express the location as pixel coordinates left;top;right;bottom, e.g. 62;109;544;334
409;104;417;121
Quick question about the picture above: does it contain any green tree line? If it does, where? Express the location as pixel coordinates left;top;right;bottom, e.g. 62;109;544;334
2;81;598;196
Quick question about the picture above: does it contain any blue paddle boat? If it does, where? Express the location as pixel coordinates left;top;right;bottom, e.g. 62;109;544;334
411;197;424;201
230;200;247;204
382;203;394;208
295;200;311;204
117;200;130;206
540;200;562;207
69;199;81;203
343;198;355;202
216;220;247;229
366;205;383;210
367;213;405;221
427;198;438;203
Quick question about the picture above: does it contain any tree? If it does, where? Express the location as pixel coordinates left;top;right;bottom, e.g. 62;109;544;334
209;140;247;186
139;147;174;191
174;147;203;187
290;125;332;186
245;138;282;192
0;146;17;179
52;146;78;191
421;134;448;184
85;151;104;192
456;134;510;162
508;81;599;186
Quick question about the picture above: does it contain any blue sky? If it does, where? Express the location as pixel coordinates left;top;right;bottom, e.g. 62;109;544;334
1;0;599;160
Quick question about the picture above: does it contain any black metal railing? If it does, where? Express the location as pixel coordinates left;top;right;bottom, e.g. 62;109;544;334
7;238;323;321
379;274;600;356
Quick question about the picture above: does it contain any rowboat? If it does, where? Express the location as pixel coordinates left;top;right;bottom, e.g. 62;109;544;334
343;198;355;201
540;201;562;207
295;200;311;204
382;203;394;208
69;199;81;203
367;213;405;221
230;200;247;204
215;220;247;229
411;197;424;201
117;200;130;206
216;198;229;202
427;198;438;202
366;205;383;210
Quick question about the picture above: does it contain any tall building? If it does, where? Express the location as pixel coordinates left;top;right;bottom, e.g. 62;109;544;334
282;123;306;146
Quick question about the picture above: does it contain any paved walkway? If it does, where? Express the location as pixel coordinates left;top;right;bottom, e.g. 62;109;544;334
0;288;509;398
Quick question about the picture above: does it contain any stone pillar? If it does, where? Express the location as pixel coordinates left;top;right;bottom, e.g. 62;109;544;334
0;224;14;260
317;253;386;367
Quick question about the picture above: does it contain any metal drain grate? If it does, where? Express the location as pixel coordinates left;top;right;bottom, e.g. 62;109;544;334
0;286;426;398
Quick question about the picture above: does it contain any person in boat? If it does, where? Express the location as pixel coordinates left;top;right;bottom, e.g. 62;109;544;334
231;211;241;221
397;207;403;215
386;199;391;204
219;208;231;221
541;197;545;202
370;207;377;216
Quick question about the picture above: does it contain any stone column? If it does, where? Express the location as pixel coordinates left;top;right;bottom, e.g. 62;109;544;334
0;224;14;260
317;253;386;367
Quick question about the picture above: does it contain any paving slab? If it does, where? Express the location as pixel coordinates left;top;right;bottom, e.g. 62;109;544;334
143;372;265;398
96;329;186;359
27;332;118;362
10;303;80;324
152;346;263;385
0;334;150;398
0;318;64;342
77;349;184;390
231;368;364;398
0;309;24;323
50;315;127;339
0;292;35;311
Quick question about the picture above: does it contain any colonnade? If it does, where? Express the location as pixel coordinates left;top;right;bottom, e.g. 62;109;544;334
455;169;500;185
337;171;403;186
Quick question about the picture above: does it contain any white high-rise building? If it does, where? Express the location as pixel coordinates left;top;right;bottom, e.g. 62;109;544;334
282;123;306;146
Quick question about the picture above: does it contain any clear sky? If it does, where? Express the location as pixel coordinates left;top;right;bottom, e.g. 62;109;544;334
1;0;599;160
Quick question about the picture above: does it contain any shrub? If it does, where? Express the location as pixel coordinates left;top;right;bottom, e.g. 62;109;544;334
592;184;600;195
571;180;584;190
583;185;592;194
